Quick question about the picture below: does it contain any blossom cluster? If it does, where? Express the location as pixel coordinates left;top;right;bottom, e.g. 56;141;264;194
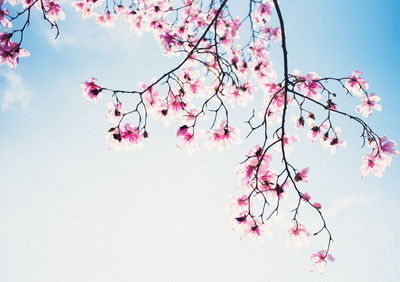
0;0;65;69
4;0;398;274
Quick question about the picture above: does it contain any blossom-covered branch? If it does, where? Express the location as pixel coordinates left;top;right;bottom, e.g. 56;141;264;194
0;0;64;69
3;0;398;274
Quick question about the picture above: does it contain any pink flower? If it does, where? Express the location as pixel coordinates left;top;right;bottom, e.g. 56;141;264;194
307;122;328;143
360;153;386;178
226;82;254;108
0;7;12;28
43;1;65;23
120;123;144;150
291;115;305;129
288;222;309;247
361;136;398;178
0;41;30;69
96;11;115;28
294;167;310;183
356;93;381;118
236;145;272;187
81;78;102;103
205;119;241;152
311;250;334;274
106;102;123;125
380;136;398;156
302;192;311;202
176;126;204;155
276;134;298;155
346;70;369;97
294;70;322;100
229;195;249;213
322;127;347;154
312;202;321;210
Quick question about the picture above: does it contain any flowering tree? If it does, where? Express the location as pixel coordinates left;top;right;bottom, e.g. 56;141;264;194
1;0;398;273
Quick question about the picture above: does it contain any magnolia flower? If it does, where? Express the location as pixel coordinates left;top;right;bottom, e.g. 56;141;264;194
106;102;124;125
356;93;381;118
0;41;30;69
44;1;65;23
311;250;334;274
205;119;241;152
346;70;368;97
294;167;310;183
288;223;310;248
81;78;102;103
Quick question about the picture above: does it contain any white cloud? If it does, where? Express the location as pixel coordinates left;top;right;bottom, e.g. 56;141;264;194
1;72;31;112
326;195;368;220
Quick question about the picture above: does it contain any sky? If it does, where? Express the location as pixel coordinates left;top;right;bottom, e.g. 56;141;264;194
1;0;400;281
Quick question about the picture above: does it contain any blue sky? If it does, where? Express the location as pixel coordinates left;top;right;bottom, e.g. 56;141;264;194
0;1;399;281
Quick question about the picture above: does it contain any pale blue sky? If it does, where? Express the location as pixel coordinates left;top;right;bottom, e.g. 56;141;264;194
0;1;399;281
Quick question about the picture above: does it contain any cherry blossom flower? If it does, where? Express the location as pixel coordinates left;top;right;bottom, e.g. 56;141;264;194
311;250;334;274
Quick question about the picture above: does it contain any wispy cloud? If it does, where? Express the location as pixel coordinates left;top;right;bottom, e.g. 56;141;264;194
1;72;31;112
326;195;369;220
